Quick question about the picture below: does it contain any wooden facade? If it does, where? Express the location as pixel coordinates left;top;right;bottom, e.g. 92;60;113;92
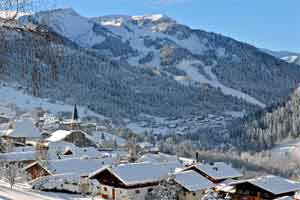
185;166;224;183
92;169;159;200
93;169;158;189
232;182;296;200
25;163;51;180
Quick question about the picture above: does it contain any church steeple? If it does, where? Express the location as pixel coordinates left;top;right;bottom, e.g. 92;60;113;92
72;104;79;122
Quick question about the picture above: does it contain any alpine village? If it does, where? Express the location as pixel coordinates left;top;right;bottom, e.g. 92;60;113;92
0;1;300;200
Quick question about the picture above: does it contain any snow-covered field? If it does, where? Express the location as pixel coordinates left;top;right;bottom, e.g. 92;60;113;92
0;83;106;120
0;181;101;200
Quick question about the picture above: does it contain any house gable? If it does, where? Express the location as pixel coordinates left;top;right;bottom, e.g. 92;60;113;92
234;182;296;199
25;162;51;180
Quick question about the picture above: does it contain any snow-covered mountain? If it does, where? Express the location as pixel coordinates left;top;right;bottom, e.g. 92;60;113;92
1;8;300;146
261;49;300;66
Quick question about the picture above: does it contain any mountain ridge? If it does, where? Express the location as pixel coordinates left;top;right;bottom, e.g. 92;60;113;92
0;8;299;147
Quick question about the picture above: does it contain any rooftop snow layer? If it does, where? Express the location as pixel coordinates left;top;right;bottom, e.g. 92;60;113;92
46;130;72;142
191;162;243;180
175;170;215;192
90;162;182;185
0;151;36;162
5;119;41;138
46;130;95;143
137;152;179;164
40;157;114;176
248;176;300;195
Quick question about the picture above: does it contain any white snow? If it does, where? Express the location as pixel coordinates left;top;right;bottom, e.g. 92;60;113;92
282;55;299;64
0;180;96;200
176;60;266;108
126;122;170;135
5;119;41;138
175;170;215;192
0;11;29;19
92;131;127;146
203;64;265;108
189;162;243;181
24;8;105;48
39;157;114;176
46;130;96;146
46;130;72;142
0;151;36;162
93;14;207;65
0;84;106;119
137;153;179;164
231;175;300;195
132;14;169;22
90;162;182;186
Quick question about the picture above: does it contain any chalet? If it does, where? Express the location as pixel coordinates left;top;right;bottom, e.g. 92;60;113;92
25;157;115;180
174;170;215;200
46;130;96;148
184;162;243;183
230;175;300;200
89;162;182;200
3;119;41;144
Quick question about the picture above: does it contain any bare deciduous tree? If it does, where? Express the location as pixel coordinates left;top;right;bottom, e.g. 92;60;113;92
1;162;27;189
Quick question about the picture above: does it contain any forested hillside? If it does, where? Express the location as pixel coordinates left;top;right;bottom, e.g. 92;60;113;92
229;87;300;151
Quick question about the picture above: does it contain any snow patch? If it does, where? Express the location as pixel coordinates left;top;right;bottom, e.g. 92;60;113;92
176;60;266;108
0;84;106;119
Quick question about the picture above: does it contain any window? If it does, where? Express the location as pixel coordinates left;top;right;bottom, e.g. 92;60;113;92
103;187;107;191
135;190;140;194
148;188;153;193
193;192;196;196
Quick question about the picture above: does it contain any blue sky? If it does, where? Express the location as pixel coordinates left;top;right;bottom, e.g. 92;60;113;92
58;0;299;52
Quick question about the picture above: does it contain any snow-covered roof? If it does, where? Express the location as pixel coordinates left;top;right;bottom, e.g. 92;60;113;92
92;131;126;146
137;142;154;149
137;153;179;164
46;140;76;151
63;147;106;159
190;162;243;180
232;176;300;195
46;130;72;142
29;157;114;176
90;162;182;186
46;141;111;159
0;151;36;162
174;170;215;192
4;119;41;138
178;157;196;166
46;130;95;143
